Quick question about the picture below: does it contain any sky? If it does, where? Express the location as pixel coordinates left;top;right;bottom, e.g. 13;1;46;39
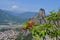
0;0;60;13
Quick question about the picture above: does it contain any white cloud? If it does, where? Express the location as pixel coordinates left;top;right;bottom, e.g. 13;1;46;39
11;5;18;10
10;5;29;12
10;5;36;12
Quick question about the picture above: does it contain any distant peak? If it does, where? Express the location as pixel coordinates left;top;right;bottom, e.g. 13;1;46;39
40;8;45;11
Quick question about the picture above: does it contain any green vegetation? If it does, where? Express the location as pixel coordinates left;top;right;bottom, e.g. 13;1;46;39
16;9;60;40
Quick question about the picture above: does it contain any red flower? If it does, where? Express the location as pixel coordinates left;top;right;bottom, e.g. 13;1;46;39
27;22;34;27
27;23;32;27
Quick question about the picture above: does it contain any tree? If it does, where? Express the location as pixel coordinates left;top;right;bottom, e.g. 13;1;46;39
16;9;60;40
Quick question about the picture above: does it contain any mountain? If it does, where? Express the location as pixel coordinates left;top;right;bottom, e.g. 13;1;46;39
0;9;21;25
5;10;36;21
6;11;36;18
17;12;36;19
0;9;36;24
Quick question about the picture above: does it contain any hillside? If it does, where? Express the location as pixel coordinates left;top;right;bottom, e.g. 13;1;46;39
0;9;21;25
17;12;36;19
0;9;36;24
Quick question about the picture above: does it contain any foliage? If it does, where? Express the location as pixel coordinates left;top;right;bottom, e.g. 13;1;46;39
16;9;60;40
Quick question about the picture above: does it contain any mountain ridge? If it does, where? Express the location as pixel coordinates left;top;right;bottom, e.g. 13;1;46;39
0;9;36;24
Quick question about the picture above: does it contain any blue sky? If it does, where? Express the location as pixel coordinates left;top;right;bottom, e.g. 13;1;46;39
0;0;60;13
